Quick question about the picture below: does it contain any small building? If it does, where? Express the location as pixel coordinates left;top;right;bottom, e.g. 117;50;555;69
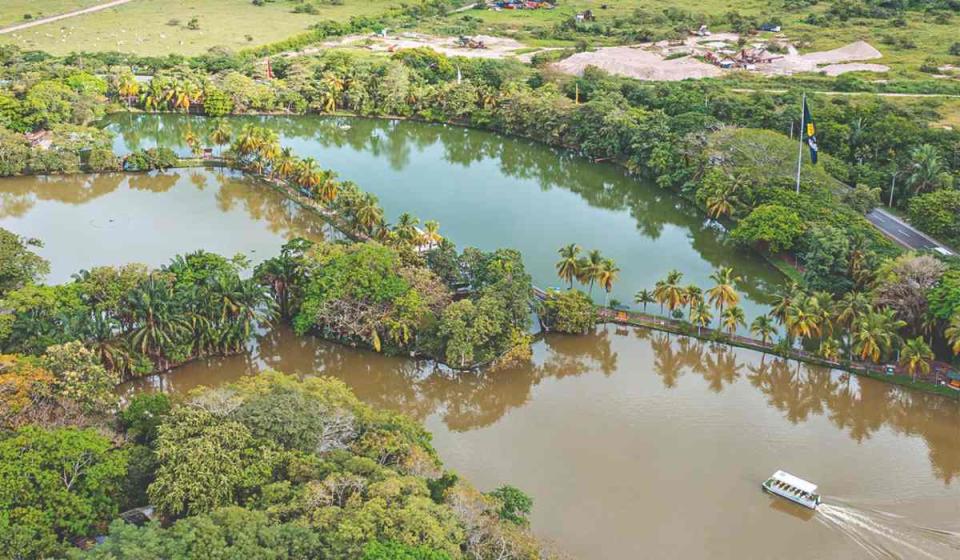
759;23;782;32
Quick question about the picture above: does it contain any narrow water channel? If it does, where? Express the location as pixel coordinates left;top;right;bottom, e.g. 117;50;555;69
2;117;959;559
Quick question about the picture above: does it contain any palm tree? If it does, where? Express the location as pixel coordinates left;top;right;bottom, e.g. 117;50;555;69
421;220;443;249
597;258;620;306
945;313;960;356
117;72;140;109
295;158;323;192
684;284;702;320
394;213;420;244
900;337;933;382
785;294;823;348
818;338;841;362
769;284;799;326
354;193;385;235
183;129;201;158
721;306;746;335
706;184;736;218
579;250;604;296
209;119;232;160
750;315;777;346
273;147;297;180
657;269;685;315
319;71;345;113
707;267;740;328
312;169;338;203
634;289;655;314
853;309;905;363
555;244;581;289
905;144;948;195
690;302;713;336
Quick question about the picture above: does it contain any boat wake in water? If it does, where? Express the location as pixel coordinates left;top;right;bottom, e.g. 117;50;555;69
816;501;960;559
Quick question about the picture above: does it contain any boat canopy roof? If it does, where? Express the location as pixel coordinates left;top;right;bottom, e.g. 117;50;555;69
771;470;818;493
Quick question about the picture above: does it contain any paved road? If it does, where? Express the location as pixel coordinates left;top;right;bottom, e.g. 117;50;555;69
0;0;134;35
866;207;954;254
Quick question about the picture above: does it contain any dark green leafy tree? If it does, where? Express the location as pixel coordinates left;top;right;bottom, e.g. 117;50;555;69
0;426;128;559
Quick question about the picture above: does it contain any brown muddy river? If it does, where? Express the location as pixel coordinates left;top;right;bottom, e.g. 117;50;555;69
2;118;960;558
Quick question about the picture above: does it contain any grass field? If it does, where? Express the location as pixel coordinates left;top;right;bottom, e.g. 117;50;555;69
0;0;105;28
0;0;400;55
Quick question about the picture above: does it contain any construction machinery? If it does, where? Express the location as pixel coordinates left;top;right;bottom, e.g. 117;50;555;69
456;35;487;49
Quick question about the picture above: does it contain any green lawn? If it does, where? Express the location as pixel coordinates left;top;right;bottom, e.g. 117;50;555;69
0;0;105;28
0;0;401;55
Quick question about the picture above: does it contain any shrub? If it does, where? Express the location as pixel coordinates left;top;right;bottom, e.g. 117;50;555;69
907;189;960;245
87;148;119;172
539;289;596;334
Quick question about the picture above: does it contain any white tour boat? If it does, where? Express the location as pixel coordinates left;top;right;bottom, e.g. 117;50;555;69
761;470;821;510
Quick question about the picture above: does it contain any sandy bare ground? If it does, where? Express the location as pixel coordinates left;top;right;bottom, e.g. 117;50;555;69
551;37;887;81
553;46;723;81
290;32;530;60
0;0;134;35
764;40;883;75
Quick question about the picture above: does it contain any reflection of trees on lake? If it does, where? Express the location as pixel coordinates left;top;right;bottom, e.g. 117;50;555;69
0;173;125;217
135;321;960;484
647;328;960;483
0;168;329;244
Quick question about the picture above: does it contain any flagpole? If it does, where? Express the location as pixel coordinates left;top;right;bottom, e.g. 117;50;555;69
795;92;805;194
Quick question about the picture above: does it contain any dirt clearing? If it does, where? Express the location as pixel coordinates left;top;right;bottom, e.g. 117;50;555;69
553;46;723;81
297;32;530;60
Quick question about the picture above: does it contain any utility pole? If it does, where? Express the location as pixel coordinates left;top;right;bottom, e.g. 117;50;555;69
889;171;897;208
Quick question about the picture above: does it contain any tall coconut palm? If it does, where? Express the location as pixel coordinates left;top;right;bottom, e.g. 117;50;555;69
707;267;740;328
684;284;702;317
394;213;420;244
575;250;604;296
657;269;685;315
354;192;385;235
319;71;345;113
721;306;746;335
555;244;581;289
597;258;620;305
945;312;960;356
315;170;339;203
183;129;201;158
769;283;799;326
750;314;777;345
853;309;905;363
209;119;232;160
634;289;655;314
421;220;443;249
900;337;933;382
273;147;297;180
117;72;140;109
690;302;713;336
819;338;841;362
295;158;323;192
785;295;823;348
706;184;736;218
905;144;948;195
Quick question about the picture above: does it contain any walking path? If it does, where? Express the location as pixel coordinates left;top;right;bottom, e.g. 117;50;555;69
0;0;134;35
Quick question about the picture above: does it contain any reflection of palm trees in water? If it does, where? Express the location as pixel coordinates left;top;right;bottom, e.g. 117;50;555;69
648;330;960;482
